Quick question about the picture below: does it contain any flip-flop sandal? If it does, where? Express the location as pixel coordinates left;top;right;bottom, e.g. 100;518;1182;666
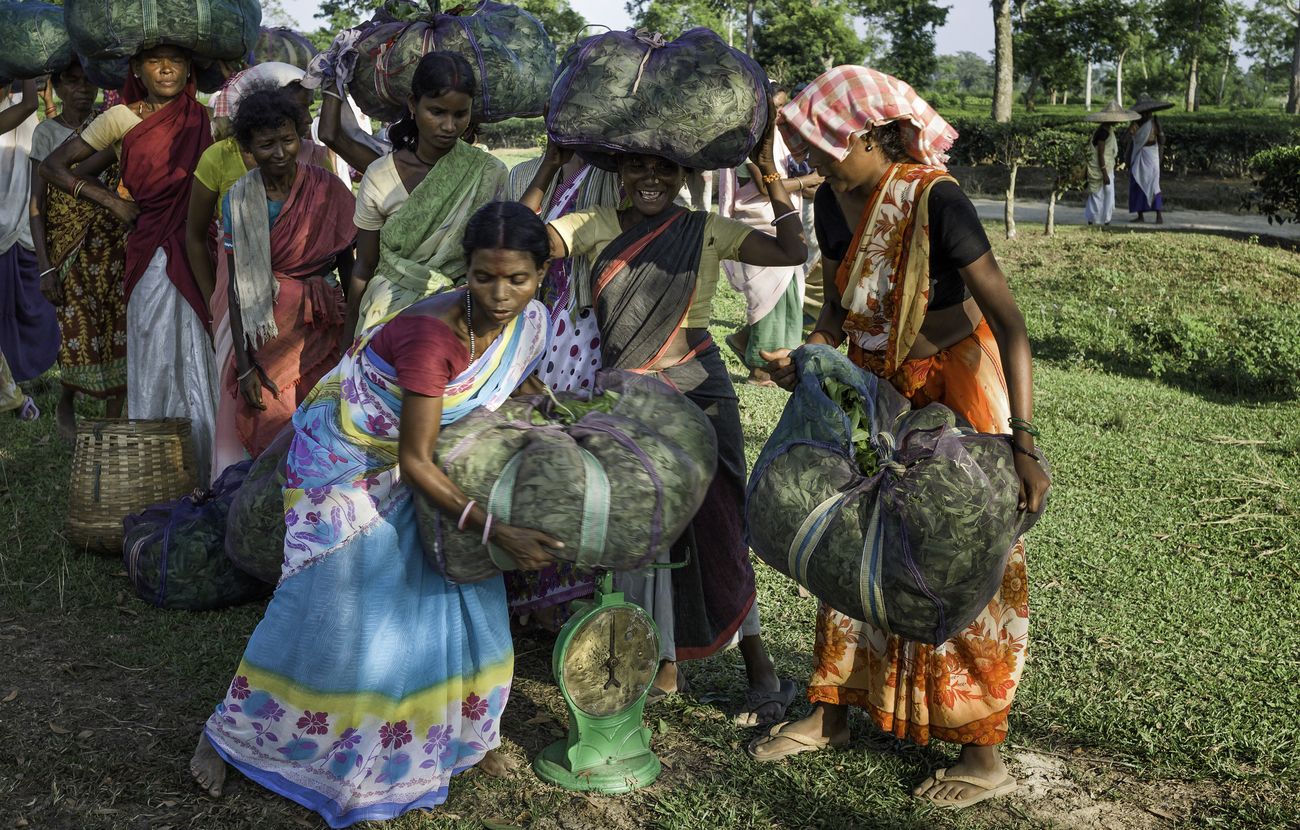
644;671;689;706
746;720;849;762
724;333;749;365
914;768;1018;810
17;397;39;422
734;678;797;727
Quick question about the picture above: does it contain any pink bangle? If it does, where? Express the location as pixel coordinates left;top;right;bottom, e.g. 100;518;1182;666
481;513;495;547
457;500;476;531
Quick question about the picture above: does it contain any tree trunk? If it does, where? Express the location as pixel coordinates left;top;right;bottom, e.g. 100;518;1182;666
1062;90;1069;105
744;0;755;55
1288;15;1300;114
1050;89;1058;105
1116;49;1127;103
993;0;1014;122
1217;48;1230;106
1185;49;1199;112
1045;188;1057;236
1085;60;1094;110
1140;49;1148;80
1023;74;1040;112
1005;162;1018;240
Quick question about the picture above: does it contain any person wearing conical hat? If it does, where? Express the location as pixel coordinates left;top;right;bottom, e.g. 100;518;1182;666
1128;94;1171;223
1082;101;1139;226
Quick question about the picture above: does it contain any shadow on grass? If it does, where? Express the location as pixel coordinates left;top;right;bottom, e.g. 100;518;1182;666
1029;332;1299;406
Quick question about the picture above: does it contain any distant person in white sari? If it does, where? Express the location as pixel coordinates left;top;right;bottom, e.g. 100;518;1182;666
1083;101;1138;226
1128;95;1168;224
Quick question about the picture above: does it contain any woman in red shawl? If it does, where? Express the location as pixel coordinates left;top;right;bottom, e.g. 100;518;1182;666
750;67;1050;810
219;86;356;461
40;44;219;481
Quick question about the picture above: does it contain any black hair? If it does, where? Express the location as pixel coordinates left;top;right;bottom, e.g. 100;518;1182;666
232;84;300;149
769;80;790;98
388;51;477;152
51;60;86;87
462;201;550;268
870;121;911;163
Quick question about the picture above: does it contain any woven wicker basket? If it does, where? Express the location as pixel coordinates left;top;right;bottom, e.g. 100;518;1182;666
66;418;198;553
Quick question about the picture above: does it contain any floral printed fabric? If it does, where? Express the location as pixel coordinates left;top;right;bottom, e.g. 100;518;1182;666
205;300;547;827
809;321;1029;747
836;163;955;379
50;166;128;397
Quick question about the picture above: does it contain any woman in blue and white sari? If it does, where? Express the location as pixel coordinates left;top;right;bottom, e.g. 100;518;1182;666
191;201;559;827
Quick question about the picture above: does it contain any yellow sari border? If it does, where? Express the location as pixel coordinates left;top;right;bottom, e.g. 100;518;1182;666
233;656;515;720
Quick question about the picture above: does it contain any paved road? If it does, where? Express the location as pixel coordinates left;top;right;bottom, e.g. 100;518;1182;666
969;198;1300;240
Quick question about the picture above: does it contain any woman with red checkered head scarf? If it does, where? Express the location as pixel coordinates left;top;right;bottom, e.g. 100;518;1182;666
749;66;1050;811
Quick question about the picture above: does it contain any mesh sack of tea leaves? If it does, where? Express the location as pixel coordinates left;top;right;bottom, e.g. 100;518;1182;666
416;369;717;583
64;0;261;62
546;27;768;172
122;460;270;611
349;0;555;123
224;425;294;584
253;27;317;69
746;345;1049;644
0;2;73;80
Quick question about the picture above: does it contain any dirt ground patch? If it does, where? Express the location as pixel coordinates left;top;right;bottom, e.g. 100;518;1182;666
0;611;1264;830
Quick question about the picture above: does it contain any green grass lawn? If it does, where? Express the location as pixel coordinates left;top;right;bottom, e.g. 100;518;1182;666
1;226;1297;829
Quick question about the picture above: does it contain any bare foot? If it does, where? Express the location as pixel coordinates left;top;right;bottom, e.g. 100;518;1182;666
189;733;227;798
479;749;519;778
913;744;1013;807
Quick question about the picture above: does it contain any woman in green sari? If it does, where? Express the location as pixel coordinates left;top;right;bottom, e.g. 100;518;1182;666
342;52;507;343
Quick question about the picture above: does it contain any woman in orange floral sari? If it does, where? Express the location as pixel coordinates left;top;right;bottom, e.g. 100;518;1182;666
751;66;1050;810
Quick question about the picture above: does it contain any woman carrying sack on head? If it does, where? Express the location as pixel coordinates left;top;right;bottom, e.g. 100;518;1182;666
749;67;1050;810
192;201;560;826
343;51;507;341
29;60;129;440
498;128;622;629
520;106;806;728
41;44;220;480
216;86;357;471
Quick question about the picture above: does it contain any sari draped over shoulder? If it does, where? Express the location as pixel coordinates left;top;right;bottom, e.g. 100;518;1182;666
811;163;1029;748
118;76;212;322
221;163;357;459
835;163;954;379
356;142;506;332
595;210;758;661
205;299;548;828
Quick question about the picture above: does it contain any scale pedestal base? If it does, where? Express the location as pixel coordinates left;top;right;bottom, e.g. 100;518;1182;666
533;738;660;794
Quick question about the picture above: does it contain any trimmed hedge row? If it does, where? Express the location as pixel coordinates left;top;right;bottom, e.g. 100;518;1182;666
947;113;1300;178
1245;145;1300;224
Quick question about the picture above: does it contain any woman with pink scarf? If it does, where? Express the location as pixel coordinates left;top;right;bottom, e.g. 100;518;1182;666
750;66;1050;811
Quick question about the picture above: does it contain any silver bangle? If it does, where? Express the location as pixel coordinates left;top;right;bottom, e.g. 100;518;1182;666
237;366;257;382
770;211;801;227
39;267;58;278
322;89;343;101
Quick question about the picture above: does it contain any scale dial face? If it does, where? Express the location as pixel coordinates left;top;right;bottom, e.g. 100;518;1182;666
560;604;659;718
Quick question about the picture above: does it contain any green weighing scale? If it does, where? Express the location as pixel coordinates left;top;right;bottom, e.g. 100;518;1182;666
533;570;662;793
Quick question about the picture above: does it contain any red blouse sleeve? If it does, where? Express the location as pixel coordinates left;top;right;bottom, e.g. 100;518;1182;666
369;315;470;398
